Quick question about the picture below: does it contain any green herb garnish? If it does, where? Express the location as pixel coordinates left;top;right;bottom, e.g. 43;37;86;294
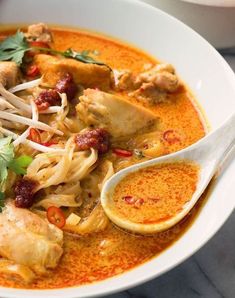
0;137;14;182
8;155;33;175
62;48;106;66
0;192;5;212
0;31;29;65
0;136;33;210
0;30;109;68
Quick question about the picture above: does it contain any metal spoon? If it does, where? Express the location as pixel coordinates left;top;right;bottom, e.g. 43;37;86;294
101;113;235;234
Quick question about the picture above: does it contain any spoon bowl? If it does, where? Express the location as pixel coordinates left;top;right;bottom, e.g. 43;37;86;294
101;112;235;234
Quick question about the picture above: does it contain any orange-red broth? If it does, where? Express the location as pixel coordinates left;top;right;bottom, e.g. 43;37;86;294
112;162;199;224
0;27;206;289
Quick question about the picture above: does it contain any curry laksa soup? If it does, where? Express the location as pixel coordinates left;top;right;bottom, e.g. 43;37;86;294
0;23;206;289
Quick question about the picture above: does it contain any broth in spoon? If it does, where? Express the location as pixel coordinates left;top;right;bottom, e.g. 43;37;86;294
112;162;199;225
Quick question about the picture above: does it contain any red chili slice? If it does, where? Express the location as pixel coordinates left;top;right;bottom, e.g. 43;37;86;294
30;41;50;48
135;198;144;207
26;65;40;77
47;206;66;229
122;195;135;204
28;128;41;143
41;141;58;147
122;196;144;208
163;129;181;144
113;148;133;157
27;42;50;58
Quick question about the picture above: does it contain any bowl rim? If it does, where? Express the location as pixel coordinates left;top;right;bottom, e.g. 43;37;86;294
180;0;235;7
0;0;235;297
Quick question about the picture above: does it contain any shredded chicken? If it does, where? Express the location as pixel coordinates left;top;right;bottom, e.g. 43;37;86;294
130;82;169;104
25;23;52;43
113;69;139;91
136;64;179;93
115;63;180;104
34;54;112;90
76;88;158;137
0;61;31;115
0;62;20;88
0;201;63;274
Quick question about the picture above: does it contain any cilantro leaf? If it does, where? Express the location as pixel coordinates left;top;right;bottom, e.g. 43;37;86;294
0;31;29;65
63;48;108;67
0;136;14;187
0;136;14;164
8;155;33;175
0;192;5;212
0;160;8;182
0;29;110;69
0;31;28;51
0;136;32;189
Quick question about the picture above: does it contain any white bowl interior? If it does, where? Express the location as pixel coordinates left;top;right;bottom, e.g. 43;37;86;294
0;0;235;297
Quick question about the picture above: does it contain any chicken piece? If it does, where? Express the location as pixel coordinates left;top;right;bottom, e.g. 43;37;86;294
0;201;63;274
115;64;179;105
113;69;139;91
136;63;179;93
0;62;20;88
0;259;35;283
25;23;52;43
130;82;169;104
76;89;158;137
34;54;111;90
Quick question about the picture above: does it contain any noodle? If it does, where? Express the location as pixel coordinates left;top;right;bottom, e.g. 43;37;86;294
26;137;75;190
34;194;82;209
98;160;114;191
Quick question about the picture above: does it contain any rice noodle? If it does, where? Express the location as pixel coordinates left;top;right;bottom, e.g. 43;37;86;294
26;139;97;191
98;160;114;191
64;148;98;183
34;194;82;209
9;78;41;93
26;137;76;190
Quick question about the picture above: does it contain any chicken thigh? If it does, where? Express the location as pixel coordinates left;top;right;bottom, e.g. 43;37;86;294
0;201;63;274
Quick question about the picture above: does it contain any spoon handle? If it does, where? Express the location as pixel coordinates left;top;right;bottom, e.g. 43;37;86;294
196;112;235;165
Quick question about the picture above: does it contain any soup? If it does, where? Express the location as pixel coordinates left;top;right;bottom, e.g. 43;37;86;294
112;162;200;224
0;23;206;289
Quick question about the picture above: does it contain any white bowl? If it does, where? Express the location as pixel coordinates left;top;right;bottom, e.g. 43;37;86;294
0;0;235;297
142;0;235;48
